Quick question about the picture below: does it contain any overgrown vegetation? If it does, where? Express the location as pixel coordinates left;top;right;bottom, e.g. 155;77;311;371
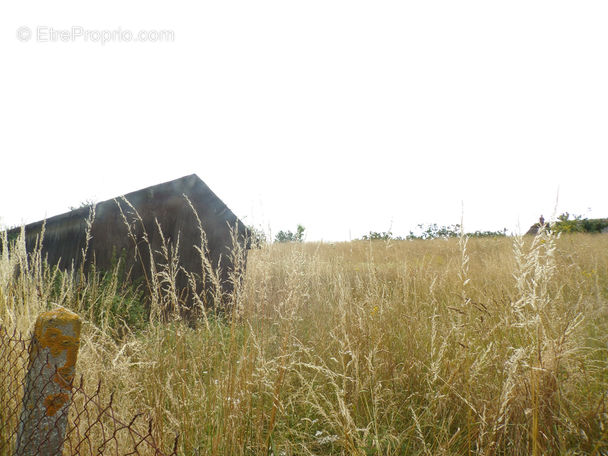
360;230;404;241
247;225;268;249
360;224;508;241
1;220;607;455
68;198;97;211
275;224;305;243
552;212;608;234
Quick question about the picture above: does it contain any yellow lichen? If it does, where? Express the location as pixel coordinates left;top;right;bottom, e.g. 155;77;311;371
44;393;69;416
33;308;82;390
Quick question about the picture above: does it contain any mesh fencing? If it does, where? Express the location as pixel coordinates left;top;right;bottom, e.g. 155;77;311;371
0;325;178;456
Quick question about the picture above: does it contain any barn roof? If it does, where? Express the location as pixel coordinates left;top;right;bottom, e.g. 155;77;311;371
10;173;245;234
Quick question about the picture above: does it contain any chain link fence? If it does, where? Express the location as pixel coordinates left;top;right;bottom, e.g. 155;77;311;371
0;323;178;456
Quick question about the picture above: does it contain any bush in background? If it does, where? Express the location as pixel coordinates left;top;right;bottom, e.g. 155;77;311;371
275;224;305;243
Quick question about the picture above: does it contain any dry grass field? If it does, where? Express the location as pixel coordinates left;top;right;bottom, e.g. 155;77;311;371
1;229;607;455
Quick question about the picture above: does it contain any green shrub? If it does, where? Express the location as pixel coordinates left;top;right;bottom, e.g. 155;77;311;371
275;224;305;243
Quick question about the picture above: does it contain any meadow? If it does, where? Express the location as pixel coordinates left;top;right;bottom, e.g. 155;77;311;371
1;228;607;455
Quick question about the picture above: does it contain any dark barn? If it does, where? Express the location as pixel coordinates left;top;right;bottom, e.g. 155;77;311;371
3;174;250;316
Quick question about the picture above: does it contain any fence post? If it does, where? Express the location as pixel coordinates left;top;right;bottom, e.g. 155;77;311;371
14;307;82;456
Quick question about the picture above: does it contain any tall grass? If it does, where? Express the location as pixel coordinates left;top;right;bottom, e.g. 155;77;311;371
1;223;607;455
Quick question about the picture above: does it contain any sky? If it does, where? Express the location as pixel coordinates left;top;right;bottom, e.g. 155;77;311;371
1;1;607;241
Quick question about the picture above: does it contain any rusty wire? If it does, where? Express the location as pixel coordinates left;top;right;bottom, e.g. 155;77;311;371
0;324;178;456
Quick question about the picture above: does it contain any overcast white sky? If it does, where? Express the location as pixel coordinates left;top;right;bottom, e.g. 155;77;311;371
1;1;607;241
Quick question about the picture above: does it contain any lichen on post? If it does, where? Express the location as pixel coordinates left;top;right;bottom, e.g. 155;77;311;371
14;307;82;456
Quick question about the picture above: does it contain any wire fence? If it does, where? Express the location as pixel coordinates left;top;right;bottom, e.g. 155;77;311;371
0;324;178;456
